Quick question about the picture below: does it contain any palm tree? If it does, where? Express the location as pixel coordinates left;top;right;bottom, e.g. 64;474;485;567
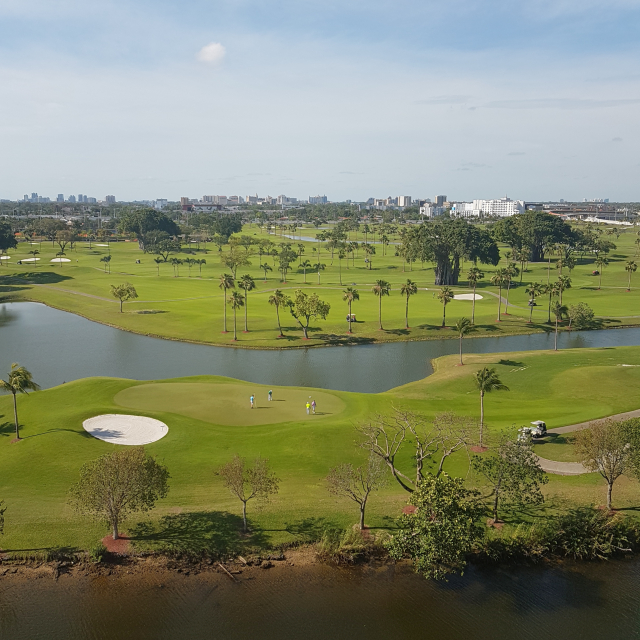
400;279;418;329
0;363;40;440
454;317;475;365
557;274;571;304
153;257;162;275
100;255;111;273
343;287;360;333
300;260;312;284
625;260;637;291
268;289;289;337
474;367;509;448
238;274;256;332
261;263;272;281
197;258;206;276
551;301;569;351
595;256;608;289
467;267;484;324
503;263;519;313
228;291;245;341
437;286;454;327
337;248;346;285
544;281;560;323
372;280;391;330
525;282;543;323
219;273;235;333
490;268;508;321
314;262;326;285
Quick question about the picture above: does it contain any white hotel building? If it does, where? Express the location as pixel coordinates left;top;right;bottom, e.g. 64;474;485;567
451;197;525;218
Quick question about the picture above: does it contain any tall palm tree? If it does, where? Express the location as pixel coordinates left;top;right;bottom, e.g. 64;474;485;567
503;263;519;313
337;248;346;285
153;257;162;275
219;273;235;333
238;274;256;332
0;363;40;440
551;301;568;351
299;260;312;284
625;260;637;291
474;367;509;447
372;280;391;330
525;282;543;323
228;291;245;341
557;275;572;305
490;268;508;321
595;256;608;289
343;287;360;333
543;281;560;323
400;279;418;329
314;262;326;285
437;286;454;327
260;263;272;281
268;289;289;337
454;317;475;365
467;266;484;324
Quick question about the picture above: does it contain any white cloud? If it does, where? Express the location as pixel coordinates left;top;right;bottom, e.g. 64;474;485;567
196;42;226;65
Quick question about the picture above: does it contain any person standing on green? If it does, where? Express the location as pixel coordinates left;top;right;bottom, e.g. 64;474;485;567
250;395;255;409
268;390;273;402
305;401;311;415
311;399;316;414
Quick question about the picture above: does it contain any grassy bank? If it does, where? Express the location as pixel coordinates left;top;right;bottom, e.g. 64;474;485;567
1;223;639;348
1;345;639;555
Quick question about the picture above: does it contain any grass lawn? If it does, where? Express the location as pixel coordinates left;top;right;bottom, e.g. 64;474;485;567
1;222;640;348
1;345;639;555
532;435;580;462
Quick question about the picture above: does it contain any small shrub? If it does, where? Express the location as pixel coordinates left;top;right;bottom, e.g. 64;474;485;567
316;527;369;564
89;543;108;563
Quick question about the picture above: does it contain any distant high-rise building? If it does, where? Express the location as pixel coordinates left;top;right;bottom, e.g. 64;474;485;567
57;194;64;203
105;195;116;204
31;192;38;201
78;194;83;203
88;197;97;204
308;195;328;205
23;194;29;202
68;195;77;203
397;196;412;207
434;195;447;207
83;195;89;203
154;199;167;210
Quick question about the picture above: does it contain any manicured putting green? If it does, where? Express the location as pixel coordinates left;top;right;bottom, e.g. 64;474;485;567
114;382;346;426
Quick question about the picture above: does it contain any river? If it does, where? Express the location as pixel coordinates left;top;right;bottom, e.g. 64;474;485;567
2;301;640;392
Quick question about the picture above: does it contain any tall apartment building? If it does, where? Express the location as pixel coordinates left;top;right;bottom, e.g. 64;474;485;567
202;195;228;205
57;194;64;203
434;195;447;207
397;196;412;207
68;195;77;203
308;195;328;205
105;195;116;204
154;199;167;209
452;197;525;218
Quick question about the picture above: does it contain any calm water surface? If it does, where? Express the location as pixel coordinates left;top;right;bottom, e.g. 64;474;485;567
2;301;640;392
0;561;639;640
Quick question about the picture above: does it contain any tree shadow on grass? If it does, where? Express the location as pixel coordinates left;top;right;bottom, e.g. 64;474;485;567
130;511;267;558
316;334;375;345
1;271;72;285
282;516;341;542
0;421;14;437
497;359;525;367
0;285;30;294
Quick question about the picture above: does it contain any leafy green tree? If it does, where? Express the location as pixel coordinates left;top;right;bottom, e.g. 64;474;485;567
278;246;297;282
221;247;251;278
437;286;454;327
288;290;331;339
69;447;169;540
454;317;475;365
568;302;595;330
474;367;509;447
525;282;543;323
551;301;569;350
118;208;179;250
0;363;40;440
342;287;360;333
402;219;499;285
0;221;17;254
217;455;279;533
387;473;484;580
268;289;290;337
238;274;256;332
327;455;387;530
218;273;235;333
210;215;242;242
472;435;548;523
466;267;484;323
110;283;138;313
400;279;418;329
625;260;637;291
372;280;391;330
228;290;245;340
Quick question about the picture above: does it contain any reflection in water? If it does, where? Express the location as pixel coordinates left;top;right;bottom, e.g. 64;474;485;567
1;302;640;393
0;561;638;640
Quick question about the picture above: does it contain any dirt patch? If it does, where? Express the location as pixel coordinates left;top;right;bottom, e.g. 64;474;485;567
402;505;417;515
486;519;504;530
102;534;131;555
470;446;488;453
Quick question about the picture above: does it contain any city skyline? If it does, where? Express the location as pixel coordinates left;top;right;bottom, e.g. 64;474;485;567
1;1;639;201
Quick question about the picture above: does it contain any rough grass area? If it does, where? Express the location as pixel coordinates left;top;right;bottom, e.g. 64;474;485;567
1;346;640;555
2;222;640;348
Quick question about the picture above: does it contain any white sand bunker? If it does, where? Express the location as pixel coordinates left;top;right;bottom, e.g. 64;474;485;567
95;243;110;246
50;258;71;263
21;257;40;262
0;256;10;260
453;293;483;300
83;414;168;445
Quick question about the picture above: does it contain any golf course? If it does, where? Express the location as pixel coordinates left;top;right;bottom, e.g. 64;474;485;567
1;345;640;555
1;220;639;348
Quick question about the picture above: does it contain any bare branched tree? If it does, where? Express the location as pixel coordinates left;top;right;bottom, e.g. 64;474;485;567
356;409;473;493
218;455;280;533
327;455;387;530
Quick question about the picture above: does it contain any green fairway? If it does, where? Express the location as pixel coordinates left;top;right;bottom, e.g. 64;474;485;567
114;381;345;426
2;221;640;348
1;346;640;556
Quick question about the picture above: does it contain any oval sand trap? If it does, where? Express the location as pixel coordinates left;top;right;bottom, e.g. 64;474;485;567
453;293;483;301
20;257;41;262
51;258;71;263
83;414;168;445
114;383;345;426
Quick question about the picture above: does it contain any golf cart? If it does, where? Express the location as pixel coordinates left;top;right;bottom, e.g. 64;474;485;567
518;421;547;441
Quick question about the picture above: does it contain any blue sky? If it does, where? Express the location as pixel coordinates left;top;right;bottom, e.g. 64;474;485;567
1;0;640;201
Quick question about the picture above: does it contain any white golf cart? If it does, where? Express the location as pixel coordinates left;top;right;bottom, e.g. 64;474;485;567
518;420;547;441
